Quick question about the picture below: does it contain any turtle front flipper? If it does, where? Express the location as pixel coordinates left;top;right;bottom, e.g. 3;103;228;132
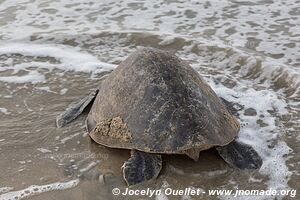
56;89;99;128
216;140;262;169
122;150;162;186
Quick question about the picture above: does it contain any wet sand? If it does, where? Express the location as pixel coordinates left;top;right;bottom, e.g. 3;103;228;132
0;0;299;199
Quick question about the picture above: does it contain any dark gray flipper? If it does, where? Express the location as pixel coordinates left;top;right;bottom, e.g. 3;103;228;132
56;90;99;128
122;150;162;186
216;140;262;169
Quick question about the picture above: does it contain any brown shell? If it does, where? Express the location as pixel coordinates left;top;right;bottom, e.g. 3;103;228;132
87;48;240;154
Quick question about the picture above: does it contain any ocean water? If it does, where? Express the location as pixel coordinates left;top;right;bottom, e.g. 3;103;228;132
0;0;299;200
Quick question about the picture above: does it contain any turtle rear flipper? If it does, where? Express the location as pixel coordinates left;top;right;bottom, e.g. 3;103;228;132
217;140;262;169
122;150;162;186
56;89;99;128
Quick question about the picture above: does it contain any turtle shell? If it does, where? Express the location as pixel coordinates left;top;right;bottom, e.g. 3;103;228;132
87;48;240;154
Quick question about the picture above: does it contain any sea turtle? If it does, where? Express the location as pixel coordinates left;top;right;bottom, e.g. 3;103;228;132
56;47;262;186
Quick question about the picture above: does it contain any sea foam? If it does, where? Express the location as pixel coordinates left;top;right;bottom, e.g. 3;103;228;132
0;179;79;200
0;42;116;84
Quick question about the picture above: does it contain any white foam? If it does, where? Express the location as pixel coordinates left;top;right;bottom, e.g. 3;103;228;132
180;40;296;197
60;132;81;144
0;43;97;71
192;170;228;178
0;108;10;115
0;0;298;67
36;86;55;93
158;35;177;46
37;148;52;153
60;88;68;95
207;79;292;200
0;179;79;200
78;161;99;173
0;43;116;78
0;187;13;194
0;71;45;84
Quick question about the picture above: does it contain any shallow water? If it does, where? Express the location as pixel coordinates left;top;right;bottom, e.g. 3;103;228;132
0;1;299;200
